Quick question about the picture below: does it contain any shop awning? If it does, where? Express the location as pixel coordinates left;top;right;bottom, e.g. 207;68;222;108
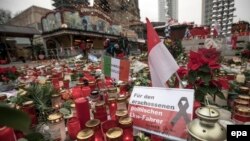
0;25;40;37
42;28;120;40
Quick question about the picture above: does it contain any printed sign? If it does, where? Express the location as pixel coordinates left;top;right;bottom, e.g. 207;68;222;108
129;86;194;141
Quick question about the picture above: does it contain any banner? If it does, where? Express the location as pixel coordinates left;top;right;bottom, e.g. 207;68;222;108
102;55;130;82
129;86;194;141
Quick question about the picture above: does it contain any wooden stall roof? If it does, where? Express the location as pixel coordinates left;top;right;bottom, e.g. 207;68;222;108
0;25;40;37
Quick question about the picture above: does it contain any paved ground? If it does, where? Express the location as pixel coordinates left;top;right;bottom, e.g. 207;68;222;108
0;60;55;68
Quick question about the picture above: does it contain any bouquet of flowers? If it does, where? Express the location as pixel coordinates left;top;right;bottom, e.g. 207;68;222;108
186;47;228;102
0;66;18;83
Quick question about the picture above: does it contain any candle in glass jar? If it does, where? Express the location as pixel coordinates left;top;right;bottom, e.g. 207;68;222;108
88;81;96;92
119;82;128;95
85;119;104;141
115;109;128;122
0;126;16;141
70;103;77;117
108;87;118;98
106;127;123;141
108;97;117;120
51;94;63;109
117;96;128;110
21;101;37;127
94;101;107;122
72;86;83;99
77;128;94;141
238;95;250;104
119;116;133;141
81;86;91;97
67;117;81;140
233;105;250;124
75;97;90;129
239;87;250;95
47;113;66;141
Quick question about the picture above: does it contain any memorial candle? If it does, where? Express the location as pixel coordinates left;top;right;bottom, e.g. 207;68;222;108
108;97;117;120
0;126;16;141
85;119;104;141
119;116;133;141
67;117;81;140
75;97;90;129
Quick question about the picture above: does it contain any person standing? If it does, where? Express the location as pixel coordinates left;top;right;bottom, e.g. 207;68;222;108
80;40;87;57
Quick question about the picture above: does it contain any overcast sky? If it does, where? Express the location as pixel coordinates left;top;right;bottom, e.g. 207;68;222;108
0;0;249;24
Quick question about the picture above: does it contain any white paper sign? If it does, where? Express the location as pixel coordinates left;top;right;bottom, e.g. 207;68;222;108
88;54;98;62
129;86;194;141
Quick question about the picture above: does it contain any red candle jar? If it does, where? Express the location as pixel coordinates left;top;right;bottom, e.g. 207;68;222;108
105;77;113;86
119;82;128;95
85;119;104;141
95;101;106;113
75;97;90;129
115;109;128;122
239;87;249;95
72;86;83;100
108;87;118;98
108;97;117;120
226;73;235;81
233;105;250;124
51;78;60;90
67;117;81;140
238;95;250;104
77;129;94;141
99;88;108;103
101;120;117;135
88;81;96;92
63;80;70;89
81;86;91;97
51;94;63;109
0;126;16;141
106;127;123;141
21;101;38;127
70;103;77;117
233;99;249;108
94;101;107;122
117;96;128;110
119;116;133;141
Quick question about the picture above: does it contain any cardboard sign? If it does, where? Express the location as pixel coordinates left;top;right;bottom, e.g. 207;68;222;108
129;86;194;141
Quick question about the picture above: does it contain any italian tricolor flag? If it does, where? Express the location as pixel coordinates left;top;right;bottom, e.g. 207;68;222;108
103;56;130;81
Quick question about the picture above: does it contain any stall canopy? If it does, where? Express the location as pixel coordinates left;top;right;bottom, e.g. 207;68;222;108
0;25;40;37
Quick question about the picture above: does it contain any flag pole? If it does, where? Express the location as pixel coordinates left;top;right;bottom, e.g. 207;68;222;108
175;72;184;88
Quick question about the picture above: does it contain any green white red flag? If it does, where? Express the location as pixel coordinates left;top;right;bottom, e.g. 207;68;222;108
103;55;130;82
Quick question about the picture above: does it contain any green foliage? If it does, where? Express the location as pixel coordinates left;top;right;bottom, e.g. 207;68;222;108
26;83;57;123
0;103;31;132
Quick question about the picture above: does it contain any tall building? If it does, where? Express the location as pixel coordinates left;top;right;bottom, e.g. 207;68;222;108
202;0;235;36
210;0;235;36
158;0;178;22
201;0;213;25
